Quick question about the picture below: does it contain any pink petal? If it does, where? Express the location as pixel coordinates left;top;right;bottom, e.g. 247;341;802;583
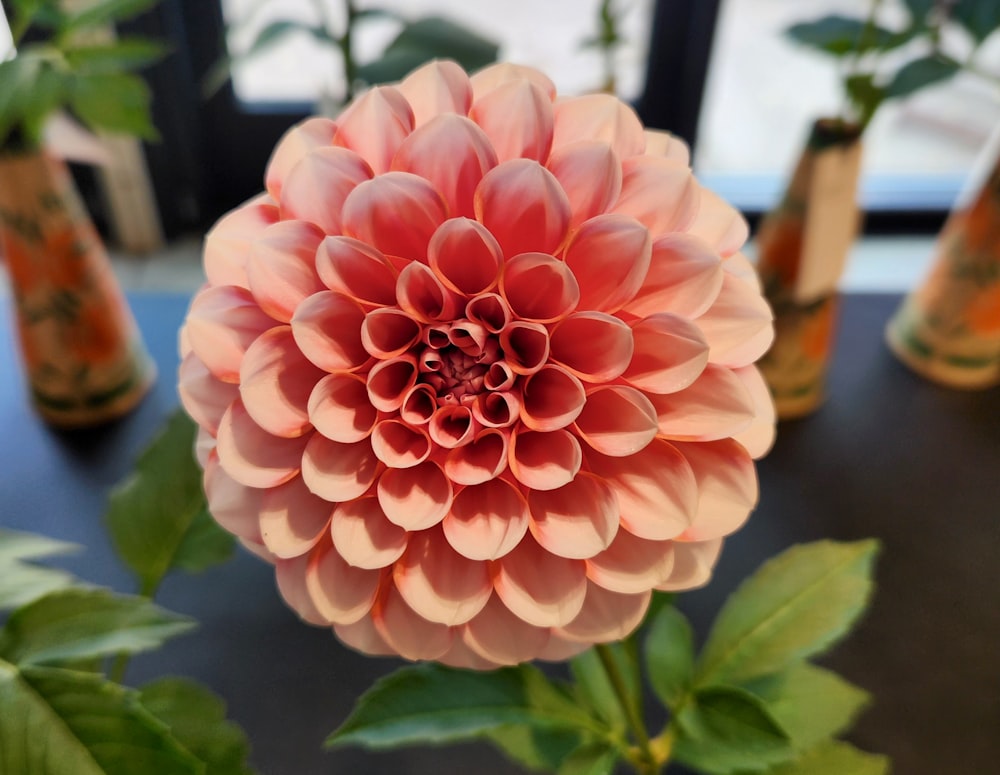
366;355;419;412
519;365;586;431
470;79;553;162
438;639;503;670
546;141;622;228
265;116;337;200
549;312;633;383
333;615;396;657
259;475;332;558
624;232;724;319
484;361;516;391
612;156;699;237
731;365;777;459
528;472;619;560
204;195;279;290
279;147;373;234
308;372;378;443
657;538;723;591
429;405;476;449
330;495;407;569
392;115;498;218
552;94;645;158
305;541;381;624
238;537;276;563
470;62;556;101
500;252;579;323
400;383;437;427
428;218;502;295
395;261;461;322
585;439;696;540
342;172;449;263
573;385;658;457
673;439;758;541
685;185;749;257
442;476;528;560
361;308;421;359
499;320;550;375
179;352;238;436
185;285;275;383
472;391;521;429
492;534;587;628
622;313;709;394
301;434;379;502
508;427;582;491
463;595;550;665
371;419;431;468
563;213;651;313
377;460;453;530
374;585;453;661
215;399;306;488
444;428;510;486
398;60;473;126
475;159;571;258
643;129;691;165
394;528;492;625
239;326;323;438
275;552;328;625
534;634;590;662
290;291;369;372
695;274;774;367
247;220;325;322
203;454;263;542
315;236;397;307
586;529;675;594
724;251;762;291
332;85;414;174
555;584;650;643
648;364;755;442
195;427;215;467
466;292;512;333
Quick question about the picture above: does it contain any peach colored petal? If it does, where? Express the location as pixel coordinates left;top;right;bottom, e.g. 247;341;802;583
472;391;521;429
361;308;422;359
429;405;476;449
534;634;590;662
333;85;414;174
584;439;696;540
398;59;473;126
342;172;449;263
555;584;650;643
492;534;587;628
685;185;749;257
308;372;378;443
695;274;774;367
470;62;557;101
265;116;337;200
463;595;550;665
373;585;453;661
674;439;757;541
563;213;651;313
377;460;453;530
394;528;492;625
623;232;724;319
203;455;263;542
275;552;328;625
216;399;305;489
395;260;461;322
330;496;407;570
500;252;579;323
279;147;373;234
548;312;633;383
428;218;502;295
239;326;322;438
546;141;622;228
657;538;723;591
647;364;755;442
519;365;586;431
366;355;419;412
442;477;528;560
612;156;699;237
438;639;504;670
179;352;238;436
643;129;691;165
259;475;332;558
370;419;431;468
508;427;582;491
475;159;571;258
731;365;777;459
499;320;550;375
238;537;276;563
444;428;509;485
586;529;675;594
290;291;369;373
333;615;396;657
305;541;381;624
573;385;658;457
552;94;645;158
724;251;761;289
466;293;512;333
195;427;215;467
185;285;275;383
301;434;379;502
528;472;619;560
204;195;279;290
470;79;553;162
315;236;397;307
400;383;436;427
622;313;709;394
247;220;325;322
393;115;497;218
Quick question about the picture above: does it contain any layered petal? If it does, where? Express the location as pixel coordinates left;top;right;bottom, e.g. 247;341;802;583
612;156;699;237
563;213;651;313
492;534;587;628
442;476;528;560
185;285;275;383
265;117;337;200
330;496;408;569
279;147;373;234
259;475;332;558
546;141;622;227
528;472;619;559
333;85;414;174
398;60;473;126
204;195;279;289
623;233;724;320
470;79;553;162
552;94;645;159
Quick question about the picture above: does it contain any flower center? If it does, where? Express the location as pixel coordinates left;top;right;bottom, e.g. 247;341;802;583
417;320;501;405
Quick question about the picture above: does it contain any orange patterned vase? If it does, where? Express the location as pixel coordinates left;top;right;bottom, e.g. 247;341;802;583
755;119;863;418
0;149;156;426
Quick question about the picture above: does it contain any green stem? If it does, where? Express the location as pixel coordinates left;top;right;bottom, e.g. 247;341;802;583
594;644;660;774
339;0;358;103
843;0;886;126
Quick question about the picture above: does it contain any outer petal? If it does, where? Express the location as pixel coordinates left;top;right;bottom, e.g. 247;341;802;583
247;220;325;323
397;59;473;126
185;285;275;383
492;534;587;628
731;365;777;458
470;79;553;162
552;94;645;159
555;584;650;644
300;434;379;502
330;496;408;570
305;540;381;625
333;85;415;174
275;552;328;625
265;116;337;200
647;364;755;443
673;439;758;542
657;538;723;591
374;585;454;661
643;129;691;165
215;399;306;489
308;372;379;443
562;213;651;313
463;595;551;665
259;475;332;558
621;313;709;395
586;529;675;594
470;62;557;101
315;236;397;307
573;385;658;457
549;312;633;383
179;352;239;436
442;476;528;560
623;232;724;320
527;472;619;560
612;156;699;237
546;141;622;228
377;460;453;530
333;615;396;657
685;185;749;257
695;273;774;367
291;291;369;373
279;147;373;234
203;454;263;542
204;195;279;290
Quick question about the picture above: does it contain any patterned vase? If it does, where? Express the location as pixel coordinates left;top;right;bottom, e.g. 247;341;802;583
755;119;864;418
0;148;156;427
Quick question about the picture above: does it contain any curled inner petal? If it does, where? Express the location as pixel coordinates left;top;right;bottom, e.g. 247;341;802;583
519;365;586;432
508;427;582;491
361;308;422;359
444;429;510;486
500;252;580;323
428;218;503;296
371;419;432;468
316;236;397;307
499;320;550;375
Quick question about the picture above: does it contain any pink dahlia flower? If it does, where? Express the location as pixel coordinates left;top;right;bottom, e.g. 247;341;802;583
179;61;775;668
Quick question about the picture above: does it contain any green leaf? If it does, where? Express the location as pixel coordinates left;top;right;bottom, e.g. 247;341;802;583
558;743;619;775
484;725;585;772
697;540;879;686
0;530;80;565
751;740;890;775
0;52;73;147
952;0;1000;43
328;663;607;749
356;47;437;86
570;643;640;732
105;411;233;594
64;38;170;74
674;686;794;774
885;55;961;99
70;71;159;140
903;0;937;27
61;0;160;33
0;529;80;611
140;678;254;775
242;20;330;60
379;15;498;72
645;604;695;710
786;15;899;57
0;588;194;667
742;664;870;751
845;74;885;128
0;661;203;774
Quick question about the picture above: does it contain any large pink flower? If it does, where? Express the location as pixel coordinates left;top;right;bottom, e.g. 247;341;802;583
179;61;775;668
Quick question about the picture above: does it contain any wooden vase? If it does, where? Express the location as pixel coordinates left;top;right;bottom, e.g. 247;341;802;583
754;119;864;418
0;148;156;427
